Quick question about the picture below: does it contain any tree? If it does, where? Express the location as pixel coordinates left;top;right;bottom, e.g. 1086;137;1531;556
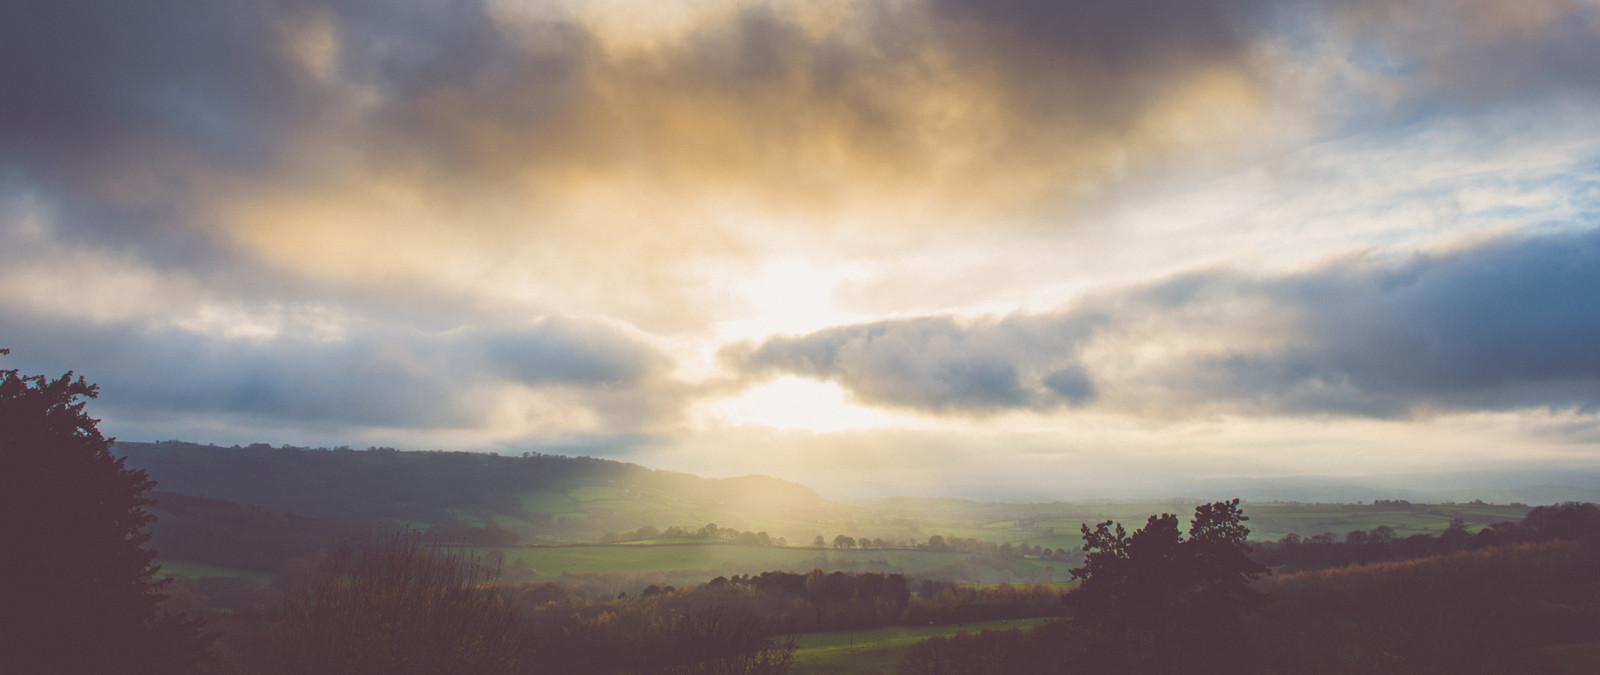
0;351;210;673
646;606;796;675
1067;499;1268;673
268;531;524;675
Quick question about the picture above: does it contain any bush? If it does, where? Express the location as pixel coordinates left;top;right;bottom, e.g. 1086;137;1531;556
267;531;524;675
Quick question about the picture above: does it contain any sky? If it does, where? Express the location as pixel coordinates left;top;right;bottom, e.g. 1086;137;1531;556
4;0;1600;500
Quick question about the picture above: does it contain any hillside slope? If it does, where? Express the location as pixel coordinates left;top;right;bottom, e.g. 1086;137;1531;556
118;441;834;544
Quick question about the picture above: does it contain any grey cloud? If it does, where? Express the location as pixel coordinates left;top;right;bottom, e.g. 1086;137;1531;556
0;312;670;431
1233;228;1600;415
1334;0;1600;109
735;227;1600;418
737;315;1103;412
924;0;1269;121
481;320;663;386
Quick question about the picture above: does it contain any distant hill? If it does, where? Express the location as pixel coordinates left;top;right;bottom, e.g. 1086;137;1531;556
117;441;834;545
1186;472;1600;506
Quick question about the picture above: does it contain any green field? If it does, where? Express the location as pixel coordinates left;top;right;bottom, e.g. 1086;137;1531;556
1544;641;1600;675
154;560;270;584
413;499;1534;585
785;618;1055;674
465;542;980;580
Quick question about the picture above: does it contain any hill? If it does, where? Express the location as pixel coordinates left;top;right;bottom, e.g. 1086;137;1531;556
118;441;834;546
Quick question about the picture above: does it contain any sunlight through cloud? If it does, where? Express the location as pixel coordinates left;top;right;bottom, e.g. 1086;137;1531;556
704;376;905;433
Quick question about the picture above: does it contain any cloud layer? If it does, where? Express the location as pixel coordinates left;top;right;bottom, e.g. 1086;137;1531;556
17;0;1592;326
2;310;670;435
3;0;1599;492
737;227;1600;419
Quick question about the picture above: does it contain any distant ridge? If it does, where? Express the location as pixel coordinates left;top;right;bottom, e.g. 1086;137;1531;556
1187;472;1600;506
116;441;833;544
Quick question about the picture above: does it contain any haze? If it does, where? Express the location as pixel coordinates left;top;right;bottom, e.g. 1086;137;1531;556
4;0;1599;499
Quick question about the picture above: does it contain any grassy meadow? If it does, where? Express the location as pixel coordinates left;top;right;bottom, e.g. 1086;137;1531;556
784;618;1055;675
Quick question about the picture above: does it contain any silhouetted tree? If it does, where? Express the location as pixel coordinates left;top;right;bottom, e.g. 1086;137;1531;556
0;351;211;674
1068;499;1268;673
1522;502;1600;541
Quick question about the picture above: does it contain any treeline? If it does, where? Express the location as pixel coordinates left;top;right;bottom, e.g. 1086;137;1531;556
915;535;1072;560
896;501;1600;674
1252;501;1600;572
606;523;789;547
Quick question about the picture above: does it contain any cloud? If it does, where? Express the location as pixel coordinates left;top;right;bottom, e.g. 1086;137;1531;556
3;0;1598;459
732;314;1103;412
1332;0;1600;108
5;0;1595;334
0;0;1297;332
734;227;1600;419
0;310;673;435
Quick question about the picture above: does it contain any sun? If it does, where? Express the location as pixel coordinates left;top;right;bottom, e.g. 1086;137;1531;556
715;256;870;342
705;376;902;433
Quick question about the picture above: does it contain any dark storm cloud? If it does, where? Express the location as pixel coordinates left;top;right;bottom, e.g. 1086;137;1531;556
735;227;1600;418
0;312;667;430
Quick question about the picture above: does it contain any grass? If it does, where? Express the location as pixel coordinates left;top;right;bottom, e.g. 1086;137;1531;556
1543;641;1600;675
518;490;575;513
462;543;975;579
154;560;271;584
567;486;624;502
784;618;1055;674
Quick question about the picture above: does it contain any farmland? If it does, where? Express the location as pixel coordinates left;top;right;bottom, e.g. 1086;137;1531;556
785;618;1055;674
459;541;1073;585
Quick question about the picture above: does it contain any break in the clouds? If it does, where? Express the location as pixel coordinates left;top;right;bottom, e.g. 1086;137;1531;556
3;0;1600;496
736;227;1600;419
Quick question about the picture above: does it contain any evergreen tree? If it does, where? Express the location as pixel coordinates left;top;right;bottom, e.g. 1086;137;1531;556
0;351;210;674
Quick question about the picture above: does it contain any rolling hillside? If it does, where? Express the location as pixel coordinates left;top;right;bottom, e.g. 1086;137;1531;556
120;441;837;547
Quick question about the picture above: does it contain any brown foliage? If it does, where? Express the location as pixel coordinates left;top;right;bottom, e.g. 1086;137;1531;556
266;531;524;675
1246;540;1598;674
